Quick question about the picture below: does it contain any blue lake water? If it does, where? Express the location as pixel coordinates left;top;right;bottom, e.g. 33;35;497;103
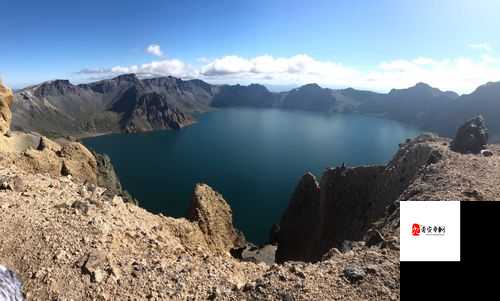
83;108;420;244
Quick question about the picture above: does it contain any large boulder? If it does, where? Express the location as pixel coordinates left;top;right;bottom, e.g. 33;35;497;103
0;82;13;135
451;116;488;154
186;184;246;255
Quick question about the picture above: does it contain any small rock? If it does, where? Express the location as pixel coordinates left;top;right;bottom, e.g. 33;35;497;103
481;149;494;157
0;181;12;190
243;282;255;292
339;240;353;253
82;251;107;282
426;150;443;164
366;230;385;247
343;265;366;282
365;264;379;274
281;293;294;301
71;200;89;214
53;250;67;261
92;268;105;283
207;287;219;300
463;189;484;201
322;247;342;260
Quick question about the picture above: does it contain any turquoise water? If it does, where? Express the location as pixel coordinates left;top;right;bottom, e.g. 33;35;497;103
83;108;420;244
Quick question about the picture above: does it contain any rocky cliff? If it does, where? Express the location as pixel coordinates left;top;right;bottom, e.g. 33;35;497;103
12;74;213;137
276;116;500;264
276;133;442;262
186;184;247;255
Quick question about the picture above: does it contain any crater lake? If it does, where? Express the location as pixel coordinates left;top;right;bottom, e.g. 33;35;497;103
83;108;420;244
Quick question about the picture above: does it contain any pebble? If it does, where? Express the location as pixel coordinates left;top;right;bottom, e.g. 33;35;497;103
343;265;366;282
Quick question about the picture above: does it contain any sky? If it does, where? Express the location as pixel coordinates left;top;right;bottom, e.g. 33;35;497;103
2;0;500;93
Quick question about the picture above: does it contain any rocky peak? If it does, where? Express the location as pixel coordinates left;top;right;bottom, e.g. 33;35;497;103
113;73;140;83
34;79;78;97
0;81;13;135
295;83;322;91
451;115;488;154
275;172;321;263
389;82;451;98
186;184;246;255
123;92;194;132
282;83;335;112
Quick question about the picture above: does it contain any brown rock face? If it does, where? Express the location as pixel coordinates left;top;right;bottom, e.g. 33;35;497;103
276;134;444;262
59;142;98;184
0;82;13;135
186;184;246;255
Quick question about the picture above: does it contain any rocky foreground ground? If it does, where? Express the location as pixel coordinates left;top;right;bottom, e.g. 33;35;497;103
0;166;400;300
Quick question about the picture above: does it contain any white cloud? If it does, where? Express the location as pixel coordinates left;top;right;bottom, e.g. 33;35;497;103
468;42;493;52
76;51;500;94
76;59;196;79
146;44;163;57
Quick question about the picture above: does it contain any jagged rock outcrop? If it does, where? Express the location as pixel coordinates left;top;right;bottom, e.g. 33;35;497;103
451;115;488;154
275;173;321;262
187;184;246;255
93;152;122;194
0;82;13;135
123;92;194;132
276;134;446;262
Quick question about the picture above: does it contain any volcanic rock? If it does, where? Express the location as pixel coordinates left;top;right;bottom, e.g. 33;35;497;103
275;172;321;263
451;115;488;154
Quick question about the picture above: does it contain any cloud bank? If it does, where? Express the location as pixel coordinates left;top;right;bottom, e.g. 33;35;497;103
76;45;500;94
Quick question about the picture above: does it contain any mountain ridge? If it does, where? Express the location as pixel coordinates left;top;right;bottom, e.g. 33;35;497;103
11;74;500;141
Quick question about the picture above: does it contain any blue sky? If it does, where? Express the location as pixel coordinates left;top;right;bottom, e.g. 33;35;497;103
2;0;500;93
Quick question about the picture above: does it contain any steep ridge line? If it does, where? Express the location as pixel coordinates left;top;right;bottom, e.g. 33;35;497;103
12;74;500;141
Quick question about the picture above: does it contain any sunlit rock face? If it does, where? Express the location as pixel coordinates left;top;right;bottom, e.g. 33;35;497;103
0;82;13;135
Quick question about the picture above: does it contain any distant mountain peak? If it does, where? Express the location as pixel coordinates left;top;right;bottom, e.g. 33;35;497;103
413;82;433;89
44;79;72;85
112;73;140;82
33;79;78;97
465;80;500;97
298;83;322;90
389;82;458;99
